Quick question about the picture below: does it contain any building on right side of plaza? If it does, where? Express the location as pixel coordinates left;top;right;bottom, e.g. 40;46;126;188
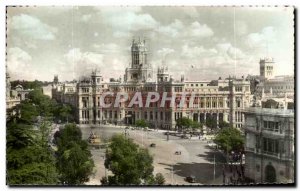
248;57;294;99
244;96;294;184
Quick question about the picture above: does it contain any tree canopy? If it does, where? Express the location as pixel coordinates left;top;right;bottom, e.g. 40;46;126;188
10;80;45;90
135;119;148;128
205;118;218;129
102;134;161;185
176;117;202;132
6;117;58;185
214;127;245;153
55;123;94;185
218;121;230;129
6;86;74;185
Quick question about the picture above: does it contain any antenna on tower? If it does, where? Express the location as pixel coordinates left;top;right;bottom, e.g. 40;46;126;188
266;39;269;58
233;7;237;77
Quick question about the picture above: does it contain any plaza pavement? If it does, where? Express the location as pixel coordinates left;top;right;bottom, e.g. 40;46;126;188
79;124;226;185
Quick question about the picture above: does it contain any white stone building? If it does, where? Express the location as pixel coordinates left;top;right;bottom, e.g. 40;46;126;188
52;37;251;129
254;57;294;99
244;97;294;183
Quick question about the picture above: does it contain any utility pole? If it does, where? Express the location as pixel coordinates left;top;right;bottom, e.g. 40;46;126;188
214;153;216;182
167;126;170;141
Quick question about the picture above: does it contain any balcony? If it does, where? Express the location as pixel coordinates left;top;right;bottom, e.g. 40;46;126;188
262;129;285;137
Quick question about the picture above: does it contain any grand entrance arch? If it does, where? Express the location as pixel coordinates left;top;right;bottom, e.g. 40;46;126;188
265;163;277;183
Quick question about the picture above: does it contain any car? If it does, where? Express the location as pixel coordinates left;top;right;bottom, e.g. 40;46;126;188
164;132;169;135
181;135;189;139
175;151;181;155
185;176;196;183
207;141;217;148
150;143;156;147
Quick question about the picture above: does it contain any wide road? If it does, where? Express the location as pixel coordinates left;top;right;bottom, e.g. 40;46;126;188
79;124;226;185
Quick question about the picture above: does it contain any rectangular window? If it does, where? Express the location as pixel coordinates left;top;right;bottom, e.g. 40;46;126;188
263;138;280;155
264;121;268;129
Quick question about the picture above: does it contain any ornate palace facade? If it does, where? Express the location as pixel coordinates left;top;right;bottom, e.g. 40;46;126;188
52;37;251;129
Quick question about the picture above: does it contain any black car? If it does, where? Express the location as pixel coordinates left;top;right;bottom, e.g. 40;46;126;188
150;143;156;147
181;135;189;139
185;176;196;183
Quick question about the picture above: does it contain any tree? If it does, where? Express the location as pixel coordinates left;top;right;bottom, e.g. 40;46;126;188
55;123;94;185
176;117;192;131
55;123;83;148
102;134;155;185
10;80;44;90
7;120;58;185
59;104;72;123
219;121;230;129
6;84;62;185
214;127;244;153
57;143;94;185
154;173;165;185
18;100;38;124
7;122;35;149
205;118;217;130
191;121;203;132
135;119;148;129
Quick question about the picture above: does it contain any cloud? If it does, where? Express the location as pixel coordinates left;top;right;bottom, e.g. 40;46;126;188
216;43;245;60
158;19;184;37
92;43;122;54
158;20;214;39
185;22;214;38
10;14;57;40
81;14;92;22
182;7;199;18
7;47;39;80
157;48;175;59
63;48;104;78
100;8;158;37
236;21;248;36
181;44;217;59
245;26;276;49
61;48;126;80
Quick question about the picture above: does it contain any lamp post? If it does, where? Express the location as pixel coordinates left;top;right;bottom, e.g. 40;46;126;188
167;126;169;141
214;151;216;182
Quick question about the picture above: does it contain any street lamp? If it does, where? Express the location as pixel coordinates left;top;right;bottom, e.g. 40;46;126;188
214;152;216;182
167;126;170;141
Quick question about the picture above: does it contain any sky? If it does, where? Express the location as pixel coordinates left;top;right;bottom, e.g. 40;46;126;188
6;6;294;82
